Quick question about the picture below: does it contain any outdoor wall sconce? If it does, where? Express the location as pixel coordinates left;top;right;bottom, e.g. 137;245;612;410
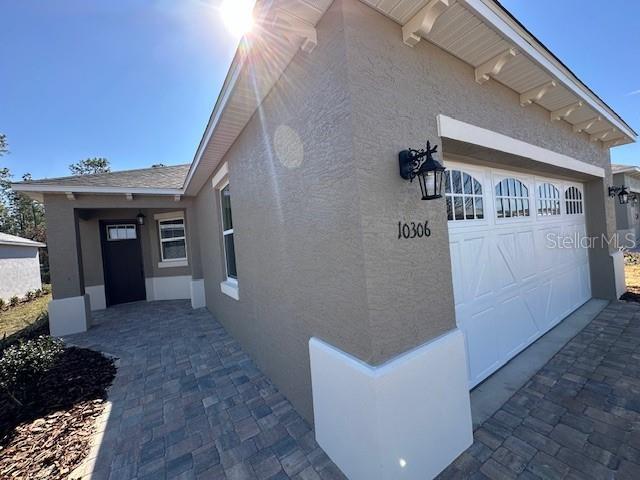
136;212;146;225
399;141;446;200
609;185;630;205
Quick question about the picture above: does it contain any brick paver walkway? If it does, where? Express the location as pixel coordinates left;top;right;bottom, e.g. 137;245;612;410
439;300;640;480
66;300;345;480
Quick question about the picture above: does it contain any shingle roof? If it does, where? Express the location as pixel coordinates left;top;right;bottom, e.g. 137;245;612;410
0;232;46;248
15;164;190;190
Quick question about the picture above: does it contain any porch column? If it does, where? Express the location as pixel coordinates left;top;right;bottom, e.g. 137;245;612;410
44;195;91;336
186;206;205;308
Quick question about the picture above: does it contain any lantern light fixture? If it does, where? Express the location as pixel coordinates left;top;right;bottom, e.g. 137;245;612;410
609;185;630;205
136;212;146;225
399;141;446;200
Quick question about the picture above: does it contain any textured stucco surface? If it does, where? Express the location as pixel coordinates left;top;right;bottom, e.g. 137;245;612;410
190;0;621;422
44;194;197;299
194;0;370;422
0;246;42;301
340;0;618;354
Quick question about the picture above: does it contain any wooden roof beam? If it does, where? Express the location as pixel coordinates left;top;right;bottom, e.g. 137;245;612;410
475;48;518;84
550;101;583;122
520;81;556;107
402;0;451;47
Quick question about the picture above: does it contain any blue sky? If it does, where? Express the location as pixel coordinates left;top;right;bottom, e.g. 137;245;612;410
0;0;638;181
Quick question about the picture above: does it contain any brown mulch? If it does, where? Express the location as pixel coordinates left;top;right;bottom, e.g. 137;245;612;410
0;347;116;480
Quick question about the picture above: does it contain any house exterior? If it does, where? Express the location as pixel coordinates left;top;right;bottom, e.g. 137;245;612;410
12;1;637;478
612;164;640;245
0;232;45;301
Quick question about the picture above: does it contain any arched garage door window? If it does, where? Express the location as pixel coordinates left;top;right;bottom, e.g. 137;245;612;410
565;186;584;214
495;178;530;218
445;170;484;221
537;183;561;216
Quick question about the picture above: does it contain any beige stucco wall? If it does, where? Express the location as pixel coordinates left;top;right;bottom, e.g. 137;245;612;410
341;0;617;307
194;1;370;422
0;245;42;301
191;0;620;422
44;194;197;299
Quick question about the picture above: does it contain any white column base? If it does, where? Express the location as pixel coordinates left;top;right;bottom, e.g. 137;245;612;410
48;294;92;337
145;275;191;301
310;329;473;480
85;285;106;311
612;250;626;298
190;278;206;309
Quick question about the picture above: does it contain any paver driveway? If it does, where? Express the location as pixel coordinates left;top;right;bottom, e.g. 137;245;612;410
66;300;345;480
439;300;640;480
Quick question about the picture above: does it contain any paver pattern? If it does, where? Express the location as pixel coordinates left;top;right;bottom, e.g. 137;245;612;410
439;300;640;480
66;300;345;480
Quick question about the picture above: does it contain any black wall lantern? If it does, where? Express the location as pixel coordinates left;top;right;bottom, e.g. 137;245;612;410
609;185;630;205
399;141;446;200
136;212;146;225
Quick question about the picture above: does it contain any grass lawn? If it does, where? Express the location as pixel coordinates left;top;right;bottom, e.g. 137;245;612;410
0;293;51;340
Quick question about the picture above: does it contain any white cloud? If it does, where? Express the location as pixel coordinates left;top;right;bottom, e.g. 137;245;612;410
627;89;640;96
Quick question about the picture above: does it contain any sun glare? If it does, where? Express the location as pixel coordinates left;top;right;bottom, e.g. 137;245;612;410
220;0;254;36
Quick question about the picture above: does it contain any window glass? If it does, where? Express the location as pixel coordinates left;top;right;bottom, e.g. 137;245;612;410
537;183;561;216
158;217;187;262
565;186;584;215
220;183;238;280
221;185;233;231
445;170;484;222
107;225;136;241
495;178;530;218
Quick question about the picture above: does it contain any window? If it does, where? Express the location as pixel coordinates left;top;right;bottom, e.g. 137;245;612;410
495;178;530;218
107;224;136;241
565;186;584;214
158;217;187;262
445;170;484;221
220;184;237;280
537;183;561;216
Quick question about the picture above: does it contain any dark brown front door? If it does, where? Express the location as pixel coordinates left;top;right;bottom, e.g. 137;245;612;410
100;221;146;306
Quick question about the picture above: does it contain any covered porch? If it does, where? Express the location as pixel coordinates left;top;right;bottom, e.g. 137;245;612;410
41;191;205;336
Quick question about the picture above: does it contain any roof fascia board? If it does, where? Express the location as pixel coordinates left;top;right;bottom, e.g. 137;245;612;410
182;47;245;193
459;0;636;141
437;114;605;178
11;184;184;196
0;240;46;247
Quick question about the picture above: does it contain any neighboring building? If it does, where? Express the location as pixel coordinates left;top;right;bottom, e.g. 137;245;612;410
612;164;640;246
12;1;637;478
0;232;45;301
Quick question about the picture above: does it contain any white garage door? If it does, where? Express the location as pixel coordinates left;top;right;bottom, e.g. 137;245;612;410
446;161;591;388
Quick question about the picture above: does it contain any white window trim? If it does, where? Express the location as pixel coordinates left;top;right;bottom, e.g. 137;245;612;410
155;212;189;268
106;224;137;241
445;168;486;223
494;175;532;221
214;167;239;301
536;181;562;217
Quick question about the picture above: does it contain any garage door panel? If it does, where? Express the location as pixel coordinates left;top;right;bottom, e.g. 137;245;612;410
446;162;591;388
497;295;540;360
461;306;501;384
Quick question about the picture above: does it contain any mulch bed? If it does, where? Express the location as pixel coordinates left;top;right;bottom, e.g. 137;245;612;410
0;346;116;480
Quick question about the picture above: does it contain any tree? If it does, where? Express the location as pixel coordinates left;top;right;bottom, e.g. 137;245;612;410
69;157;111;176
0;134;7;156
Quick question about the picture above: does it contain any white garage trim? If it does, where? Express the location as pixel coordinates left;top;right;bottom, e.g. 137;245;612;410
310;331;473;480
437;115;605;178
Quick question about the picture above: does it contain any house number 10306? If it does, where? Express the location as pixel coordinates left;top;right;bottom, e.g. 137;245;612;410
398;220;431;239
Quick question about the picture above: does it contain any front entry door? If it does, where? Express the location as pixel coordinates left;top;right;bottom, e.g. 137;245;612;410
100;221;146;306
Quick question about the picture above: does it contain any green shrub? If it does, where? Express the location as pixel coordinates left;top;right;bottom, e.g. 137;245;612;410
0;299;4;310
34;289;42;298
42;285;51;294
0;336;64;405
25;291;35;301
9;296;19;307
